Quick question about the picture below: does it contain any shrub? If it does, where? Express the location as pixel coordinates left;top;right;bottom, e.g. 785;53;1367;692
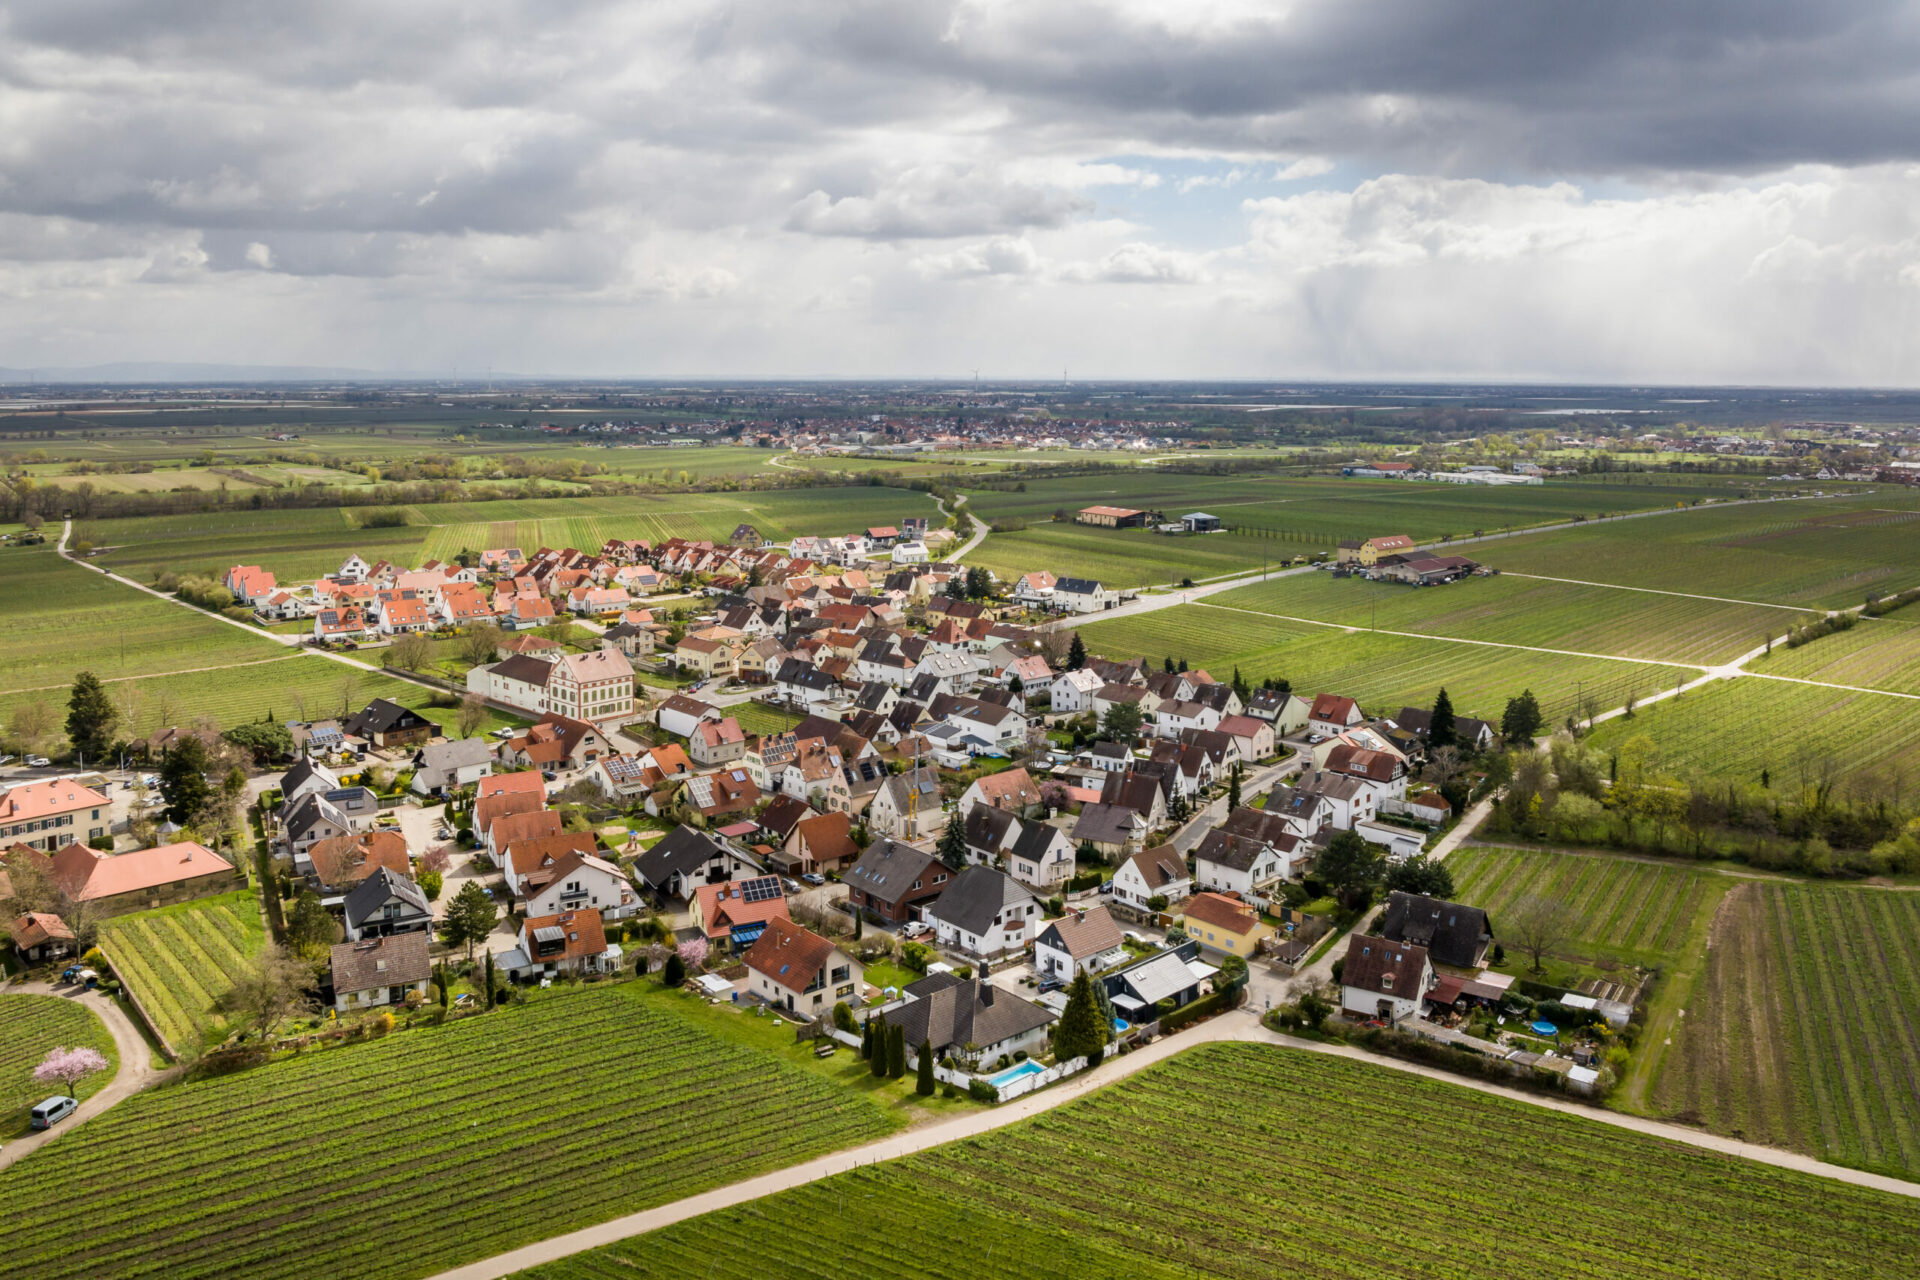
832;1001;856;1034
1160;986;1240;1032
967;1078;997;1102
88;834;114;851
418;870;443;901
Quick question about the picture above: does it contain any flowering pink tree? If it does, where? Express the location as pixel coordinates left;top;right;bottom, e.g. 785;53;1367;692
33;1046;110;1099
676;936;709;971
417;847;451;876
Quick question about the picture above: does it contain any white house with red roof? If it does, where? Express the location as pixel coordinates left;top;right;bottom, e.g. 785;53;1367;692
0;778;112;851
1307;693;1365;738
225;565;277;605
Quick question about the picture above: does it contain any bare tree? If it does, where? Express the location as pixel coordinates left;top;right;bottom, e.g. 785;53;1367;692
222;944;318;1042
114;683;147;741
1038;626;1072;667
290;688;309;723
384;632;434;674
1422;745;1465;790
458;623;505;668
456;694;489;739
337;673;360;718
1506;894;1573;975
6;700;57;754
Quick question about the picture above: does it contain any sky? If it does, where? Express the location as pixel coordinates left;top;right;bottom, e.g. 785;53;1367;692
3;0;1920;382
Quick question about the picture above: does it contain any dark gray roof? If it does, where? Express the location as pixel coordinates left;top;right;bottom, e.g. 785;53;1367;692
1072;802;1139;846
881;978;1054;1056
1192;829;1269;874
1379;891;1493;969
882;767;941;813
1266;787;1324;822
344;698;430;737
281;790;350;837
492;654;557;686
1392;707;1495;743
845;839;938;905
776;658;839;692
1056;577;1102;594
329;932;431;993
1007;821;1068;867
1218;806;1303;849
928;865;1035;936
632;825;723;888
280;757;335;796
342;867;431;929
964;804;1018;854
1296;772;1367;803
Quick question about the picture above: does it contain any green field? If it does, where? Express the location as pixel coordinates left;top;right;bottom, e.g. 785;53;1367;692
519;1042;1920;1280
96;891;269;1055
0;994;120;1138
1446;846;1726;968
0;982;900;1280
1651;881;1920;1180
1482;498;1920;608
1075;604;1685;725
1584;677;1920;790
1750;616;1920;695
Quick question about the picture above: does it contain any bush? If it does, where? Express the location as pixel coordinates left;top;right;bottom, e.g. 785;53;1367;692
901;940;937;973
418;870;443;901
1160;986;1240;1032
88;834;114;851
455;827;475;849
967;1078;997;1102
832;1001;856;1034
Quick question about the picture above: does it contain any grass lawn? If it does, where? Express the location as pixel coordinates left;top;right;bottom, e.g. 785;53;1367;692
0;994;120;1139
515;1041;1920;1280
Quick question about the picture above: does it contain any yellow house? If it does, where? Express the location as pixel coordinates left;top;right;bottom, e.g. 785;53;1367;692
1339;534;1417;566
674;635;739;678
1181;892;1274;957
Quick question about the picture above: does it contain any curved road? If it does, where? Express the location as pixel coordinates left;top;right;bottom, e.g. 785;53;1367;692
0;983;163;1170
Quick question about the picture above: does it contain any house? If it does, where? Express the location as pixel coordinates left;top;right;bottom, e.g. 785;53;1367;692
501;715;611;773
1391;706;1498;752
329;933;432;1013
1191;827;1294;902
0;778;112;852
1403;790;1453;825
374;593;433;635
926;865;1040;959
1032;905;1125;983
1379;891;1494;969
280;792;356;864
866;766;944;841
959;767;1041;817
632;825;750;899
1110;844;1192;913
656;693;723;740
1049;668;1105;714
690;876;790;951
479;798;555;860
279;758;341;807
601;620;657;659
1054;577;1119;614
508;910;614;979
1099;770;1169;830
879;971;1055;1066
1216;714;1277;762
1180;512;1221;533
1012;571;1057;607
1307;694;1365;738
1180;892;1272;958
10;911;76;963
1337;535;1417;567
844;838;949;923
410;738;494;796
1091;683;1157;726
49;841;239;917
1100;942;1212;1024
501;832;600;901
225;564;277;604
781;810;859;876
774;658;842;708
688;717;747;767
679;767;761;821
964;804;1020;866
546;648;635;729
343;699;434;750
1075;506;1148;529
1292;771;1375;829
1071;803;1147;861
674;635;739;678
342;867;433;941
523;852;640;922
741;919;862;1016
308;830;411;896
1323;743;1409;805
1004;820;1075;892
1340;933;1435;1022
1082;741;1132;773
1246;688;1311;735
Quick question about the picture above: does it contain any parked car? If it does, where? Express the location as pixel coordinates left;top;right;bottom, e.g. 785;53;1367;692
26;755;51;767
901;920;932;939
800;872;825;886
30;1096;78;1130
781;877;802;895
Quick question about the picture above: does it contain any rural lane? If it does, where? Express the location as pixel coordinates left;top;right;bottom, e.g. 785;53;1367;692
0;982;164;1171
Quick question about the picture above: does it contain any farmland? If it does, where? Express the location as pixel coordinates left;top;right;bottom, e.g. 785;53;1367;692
1583;677;1920;789
1445;846;1726;968
1650;882;1920;1180
1074;605;1681;724
519;1042;1920;1280
0;982;900;1280
0;995;120;1138
96;891;268;1055
1749;616;1920;695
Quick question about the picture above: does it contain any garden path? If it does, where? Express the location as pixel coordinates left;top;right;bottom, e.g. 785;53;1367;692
0;982;164;1172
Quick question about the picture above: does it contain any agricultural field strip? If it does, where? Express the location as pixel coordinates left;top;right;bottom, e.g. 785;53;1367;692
1742;671;1920;701
0;653;305;696
0;995;119;1124
1497;572;1818;612
1445;846;1712;962
1189;601;1710;671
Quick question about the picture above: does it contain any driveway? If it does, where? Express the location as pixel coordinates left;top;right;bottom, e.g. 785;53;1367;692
0;982;166;1170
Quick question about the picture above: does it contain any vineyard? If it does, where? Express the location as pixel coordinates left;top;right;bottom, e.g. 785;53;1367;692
1651;882;1920;1180
0;995;119;1137
1583;677;1920;789
1749;616;1920;695
0;983;900;1280
1444;846;1725;967
96;891;268;1055
519;1042;1920;1280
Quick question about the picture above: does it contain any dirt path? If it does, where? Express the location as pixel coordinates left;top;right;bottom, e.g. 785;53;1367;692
1495;572;1818;612
0;982;165;1171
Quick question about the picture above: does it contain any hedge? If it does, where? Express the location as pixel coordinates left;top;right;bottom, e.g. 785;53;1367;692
1160;985;1243;1033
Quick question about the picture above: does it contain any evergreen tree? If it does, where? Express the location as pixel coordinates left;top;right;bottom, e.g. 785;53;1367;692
663;953;687;987
1092;977;1116;1031
1386;854;1455;899
484;952;496;1008
870;1023;889;1077
1067;631;1087;671
158;735;214;827
1166;790;1189;824
1319;830;1386;909
65;672;118;763
1163;656;1175;674
1177;657;1188;673
1230;666;1250;704
285;891;335;958
442;881;498;961
1100;700;1143;741
887;1023;906;1078
1227;762;1243;812
937;809;968;870
916;1038;935;1095
860;1015;874;1061
1500;689;1543;744
1053;971;1107;1064
1429;687;1458;751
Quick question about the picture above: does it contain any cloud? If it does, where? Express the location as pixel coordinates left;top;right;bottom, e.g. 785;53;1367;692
1061;241;1210;283
911;235;1043;278
784;166;1089;239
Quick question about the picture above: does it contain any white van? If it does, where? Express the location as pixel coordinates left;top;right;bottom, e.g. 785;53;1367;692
30;1095;77;1130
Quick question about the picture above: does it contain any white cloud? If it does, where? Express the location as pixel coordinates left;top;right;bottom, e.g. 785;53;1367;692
1061;241;1210;284
911;235;1043;279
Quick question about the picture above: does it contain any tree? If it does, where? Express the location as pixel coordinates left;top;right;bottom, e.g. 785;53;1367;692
870;1023;888;1077
965;565;992;600
1092;976;1116;1032
1053;971;1107;1065
1318;830;1385;909
222;720;293;766
458;623;505;668
385;632;434;673
886;1022;906;1078
860;1015;874;1060
1227;762;1243;812
441;881;497;961
1428;687;1457;752
33;1046;110;1100
1501;689;1543;744
222;944;316;1042
1163;656;1176;674
916;1038;935;1095
1066;631;1086;671
1297;989;1333;1030
285;891;336;958
158;735;214;827
1231;666;1250;704
663;952;688;986
65;672;117;762
1506;893;1573;975
1385;855;1455;900
1100;700;1143;741
937;809;968;870
455;695;489;740
7;699;58;755
676;936;709;970
484;951;497;1008
1166;790;1190;825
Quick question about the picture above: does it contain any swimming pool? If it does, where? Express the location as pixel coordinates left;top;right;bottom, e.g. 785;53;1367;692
1112;1017;1131;1034
987;1060;1046;1089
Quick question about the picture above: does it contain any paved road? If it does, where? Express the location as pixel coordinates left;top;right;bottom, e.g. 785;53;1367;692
0;982;164;1170
935;494;988;561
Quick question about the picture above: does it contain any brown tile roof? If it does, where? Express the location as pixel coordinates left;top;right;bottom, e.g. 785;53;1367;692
307;831;410;889
1040;904;1122;958
969;767;1041;809
329;932;431;993
1124;844;1187;892
52;841;234;901
505;833;600;892
475;790;546;840
1182;891;1261;937
522;909;608;963
1342;933;1431;998
11;911;75;949
741;918;838;993
792;811;857;865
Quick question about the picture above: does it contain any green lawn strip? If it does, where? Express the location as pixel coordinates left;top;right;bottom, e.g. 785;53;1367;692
0;995;120;1138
